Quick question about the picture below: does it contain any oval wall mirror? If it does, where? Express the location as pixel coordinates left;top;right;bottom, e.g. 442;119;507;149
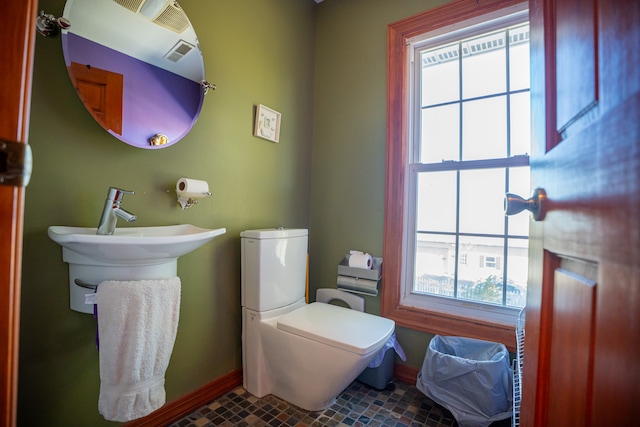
61;0;206;149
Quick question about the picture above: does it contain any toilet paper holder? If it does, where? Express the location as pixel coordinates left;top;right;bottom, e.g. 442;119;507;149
177;192;211;209
175;177;211;209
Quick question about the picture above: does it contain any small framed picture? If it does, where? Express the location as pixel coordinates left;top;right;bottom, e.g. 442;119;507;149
254;104;281;143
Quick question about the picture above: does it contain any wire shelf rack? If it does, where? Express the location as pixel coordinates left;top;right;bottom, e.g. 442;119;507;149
512;308;525;427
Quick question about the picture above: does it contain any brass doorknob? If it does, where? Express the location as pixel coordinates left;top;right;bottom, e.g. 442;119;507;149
504;188;547;221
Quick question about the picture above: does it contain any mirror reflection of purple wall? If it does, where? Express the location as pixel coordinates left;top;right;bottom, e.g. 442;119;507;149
62;32;204;149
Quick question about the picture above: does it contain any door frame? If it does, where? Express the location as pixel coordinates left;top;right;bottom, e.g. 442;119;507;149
0;1;37;426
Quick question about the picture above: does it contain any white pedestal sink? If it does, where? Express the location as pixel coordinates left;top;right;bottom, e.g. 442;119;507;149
48;224;226;313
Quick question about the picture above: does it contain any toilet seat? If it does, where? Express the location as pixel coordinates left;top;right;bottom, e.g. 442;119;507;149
277;302;394;355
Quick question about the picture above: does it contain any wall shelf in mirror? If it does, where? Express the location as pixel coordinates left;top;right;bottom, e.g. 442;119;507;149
57;0;211;149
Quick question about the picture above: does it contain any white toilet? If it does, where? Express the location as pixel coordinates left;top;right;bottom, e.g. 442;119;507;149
241;228;395;411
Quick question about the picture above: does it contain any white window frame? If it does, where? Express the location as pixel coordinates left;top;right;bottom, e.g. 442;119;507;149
400;10;530;327
399;12;530;327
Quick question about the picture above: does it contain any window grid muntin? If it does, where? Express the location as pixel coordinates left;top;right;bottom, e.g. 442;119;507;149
414;165;530;307
410;22;530;309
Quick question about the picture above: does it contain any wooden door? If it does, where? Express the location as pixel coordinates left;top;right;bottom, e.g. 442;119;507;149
69;62;123;135
522;0;639;426
0;1;37;426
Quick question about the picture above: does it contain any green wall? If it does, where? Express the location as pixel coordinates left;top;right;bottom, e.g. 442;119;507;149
20;0;315;425
310;0;449;369
18;0;450;425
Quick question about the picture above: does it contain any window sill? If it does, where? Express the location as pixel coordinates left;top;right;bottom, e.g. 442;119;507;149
382;297;517;352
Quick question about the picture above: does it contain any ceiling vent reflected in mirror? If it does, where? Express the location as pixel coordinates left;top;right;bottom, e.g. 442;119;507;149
112;0;145;13
164;40;194;62
152;3;189;33
113;0;189;33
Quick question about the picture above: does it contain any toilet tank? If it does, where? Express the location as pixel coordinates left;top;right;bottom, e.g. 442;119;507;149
241;228;308;312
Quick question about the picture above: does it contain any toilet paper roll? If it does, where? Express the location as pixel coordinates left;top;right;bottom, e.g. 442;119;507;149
348;252;373;269
176;177;210;198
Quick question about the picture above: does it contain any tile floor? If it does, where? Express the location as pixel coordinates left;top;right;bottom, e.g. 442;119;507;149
169;379;512;427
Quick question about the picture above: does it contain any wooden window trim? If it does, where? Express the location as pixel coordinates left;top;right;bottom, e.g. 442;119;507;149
382;0;528;352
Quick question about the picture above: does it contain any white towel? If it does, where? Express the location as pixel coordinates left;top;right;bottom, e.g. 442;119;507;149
96;277;181;422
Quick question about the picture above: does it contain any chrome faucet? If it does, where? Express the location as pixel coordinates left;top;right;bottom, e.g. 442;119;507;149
97;187;137;235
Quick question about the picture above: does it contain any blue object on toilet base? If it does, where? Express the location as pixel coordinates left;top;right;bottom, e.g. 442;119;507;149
357;346;394;390
357;332;406;389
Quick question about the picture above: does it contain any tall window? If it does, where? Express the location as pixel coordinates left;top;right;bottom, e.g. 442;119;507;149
383;0;529;347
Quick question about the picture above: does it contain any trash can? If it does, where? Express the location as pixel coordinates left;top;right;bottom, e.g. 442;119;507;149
357;345;395;389
416;335;512;427
357;333;406;390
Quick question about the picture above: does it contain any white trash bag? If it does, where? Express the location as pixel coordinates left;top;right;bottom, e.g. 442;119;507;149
367;332;406;368
416;335;512;427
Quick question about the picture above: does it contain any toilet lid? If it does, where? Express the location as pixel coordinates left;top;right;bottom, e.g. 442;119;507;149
277;302;395;355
